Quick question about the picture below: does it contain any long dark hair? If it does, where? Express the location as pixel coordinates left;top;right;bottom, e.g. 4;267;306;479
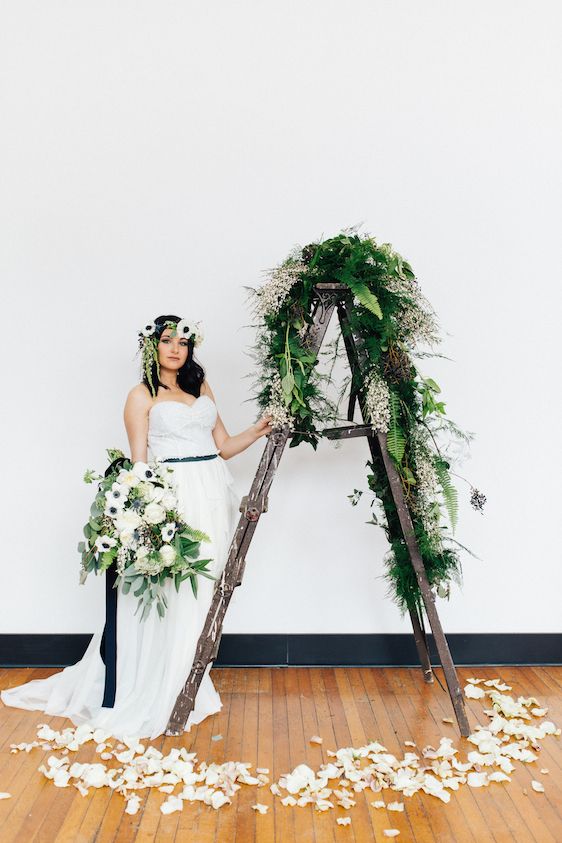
142;313;205;398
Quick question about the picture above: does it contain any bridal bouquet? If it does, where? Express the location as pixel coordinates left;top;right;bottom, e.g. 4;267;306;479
78;448;215;621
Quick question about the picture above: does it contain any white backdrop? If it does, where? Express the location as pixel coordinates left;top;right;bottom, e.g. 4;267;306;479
1;1;560;635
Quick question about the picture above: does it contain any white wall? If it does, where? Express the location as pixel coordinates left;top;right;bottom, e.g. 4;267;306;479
1;0;560;635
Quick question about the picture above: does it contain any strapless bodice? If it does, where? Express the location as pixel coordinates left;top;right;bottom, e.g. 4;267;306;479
147;395;220;460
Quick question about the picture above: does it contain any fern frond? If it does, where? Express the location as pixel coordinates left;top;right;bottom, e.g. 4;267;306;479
335;270;383;319
434;459;459;534
386;392;406;464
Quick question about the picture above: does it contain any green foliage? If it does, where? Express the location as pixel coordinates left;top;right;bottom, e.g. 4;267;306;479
434;457;459;534
249;228;477;612
386;392;406;464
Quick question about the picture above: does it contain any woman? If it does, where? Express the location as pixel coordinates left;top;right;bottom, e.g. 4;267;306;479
1;314;273;739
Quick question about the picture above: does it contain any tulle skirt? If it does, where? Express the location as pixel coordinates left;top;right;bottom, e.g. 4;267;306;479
0;455;241;740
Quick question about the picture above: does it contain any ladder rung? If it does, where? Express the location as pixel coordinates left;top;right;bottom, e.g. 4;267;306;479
321;424;373;440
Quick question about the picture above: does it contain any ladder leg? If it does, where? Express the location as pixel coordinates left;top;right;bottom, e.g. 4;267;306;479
336;299;470;736
165;430;286;735
409;606;434;683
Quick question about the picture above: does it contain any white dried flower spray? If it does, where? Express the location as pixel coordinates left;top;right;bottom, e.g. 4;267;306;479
364;368;391;433
253;259;306;318
384;274;441;347
409;428;443;550
263;371;296;431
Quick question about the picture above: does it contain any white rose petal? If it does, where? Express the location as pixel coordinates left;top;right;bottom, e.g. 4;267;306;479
531;780;545;793
160;795;183;814
464;684;486;699
210;791;231;809
251;803;269;814
383;832;400;838
125;794;141;814
467;772;488;788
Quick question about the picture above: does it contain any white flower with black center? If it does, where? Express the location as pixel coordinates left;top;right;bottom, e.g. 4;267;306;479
175;318;193;339
141;322;155;337
161;522;177;543
132;462;155;482
104;500;123;519
94;535;117;553
105;482;129;505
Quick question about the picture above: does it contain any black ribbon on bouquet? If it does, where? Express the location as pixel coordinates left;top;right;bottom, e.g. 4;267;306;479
100;564;118;707
99;455;125;709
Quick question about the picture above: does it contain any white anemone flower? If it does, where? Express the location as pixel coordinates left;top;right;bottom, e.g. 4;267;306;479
176;318;194;339
161;522;177;542
104;500;124;519
141;322;155;337
105;484;128;506
94;535;118;553
132;461;156;482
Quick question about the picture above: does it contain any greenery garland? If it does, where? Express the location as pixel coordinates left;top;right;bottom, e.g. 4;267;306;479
246;227;486;614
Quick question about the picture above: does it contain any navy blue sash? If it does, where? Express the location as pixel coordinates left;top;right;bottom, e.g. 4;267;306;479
161;454;218;462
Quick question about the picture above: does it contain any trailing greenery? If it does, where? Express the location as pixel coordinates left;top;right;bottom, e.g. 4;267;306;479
247;228;486;613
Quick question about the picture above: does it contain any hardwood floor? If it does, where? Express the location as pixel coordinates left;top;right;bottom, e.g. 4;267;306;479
0;666;560;842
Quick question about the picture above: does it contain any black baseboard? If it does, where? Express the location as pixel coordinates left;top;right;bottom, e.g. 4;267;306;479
0;633;560;668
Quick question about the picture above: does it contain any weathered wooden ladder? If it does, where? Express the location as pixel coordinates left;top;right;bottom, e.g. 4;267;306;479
166;283;470;737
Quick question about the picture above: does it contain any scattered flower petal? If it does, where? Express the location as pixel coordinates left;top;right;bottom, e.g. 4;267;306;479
465;684;485;699
252;803;269;814
531;780;545;793
160;795;183;814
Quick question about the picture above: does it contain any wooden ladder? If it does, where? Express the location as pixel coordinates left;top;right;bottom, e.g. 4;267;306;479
165;283;470;738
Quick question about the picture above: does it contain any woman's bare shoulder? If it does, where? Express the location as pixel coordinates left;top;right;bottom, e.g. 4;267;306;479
200;378;216;400
125;383;154;410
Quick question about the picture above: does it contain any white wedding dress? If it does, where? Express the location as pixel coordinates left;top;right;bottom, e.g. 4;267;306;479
0;395;241;740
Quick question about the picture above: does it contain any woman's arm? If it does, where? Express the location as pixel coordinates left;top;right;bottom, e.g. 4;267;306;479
201;380;273;460
124;384;152;463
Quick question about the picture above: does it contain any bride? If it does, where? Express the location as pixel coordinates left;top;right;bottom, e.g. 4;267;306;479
1;314;273;740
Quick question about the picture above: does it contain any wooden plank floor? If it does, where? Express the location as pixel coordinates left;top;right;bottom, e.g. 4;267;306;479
0;666;560;842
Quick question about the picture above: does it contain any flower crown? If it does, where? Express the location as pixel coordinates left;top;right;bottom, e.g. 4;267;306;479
137;318;205;397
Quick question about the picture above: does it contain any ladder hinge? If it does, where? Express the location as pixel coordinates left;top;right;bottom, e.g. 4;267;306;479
240;494;268;521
